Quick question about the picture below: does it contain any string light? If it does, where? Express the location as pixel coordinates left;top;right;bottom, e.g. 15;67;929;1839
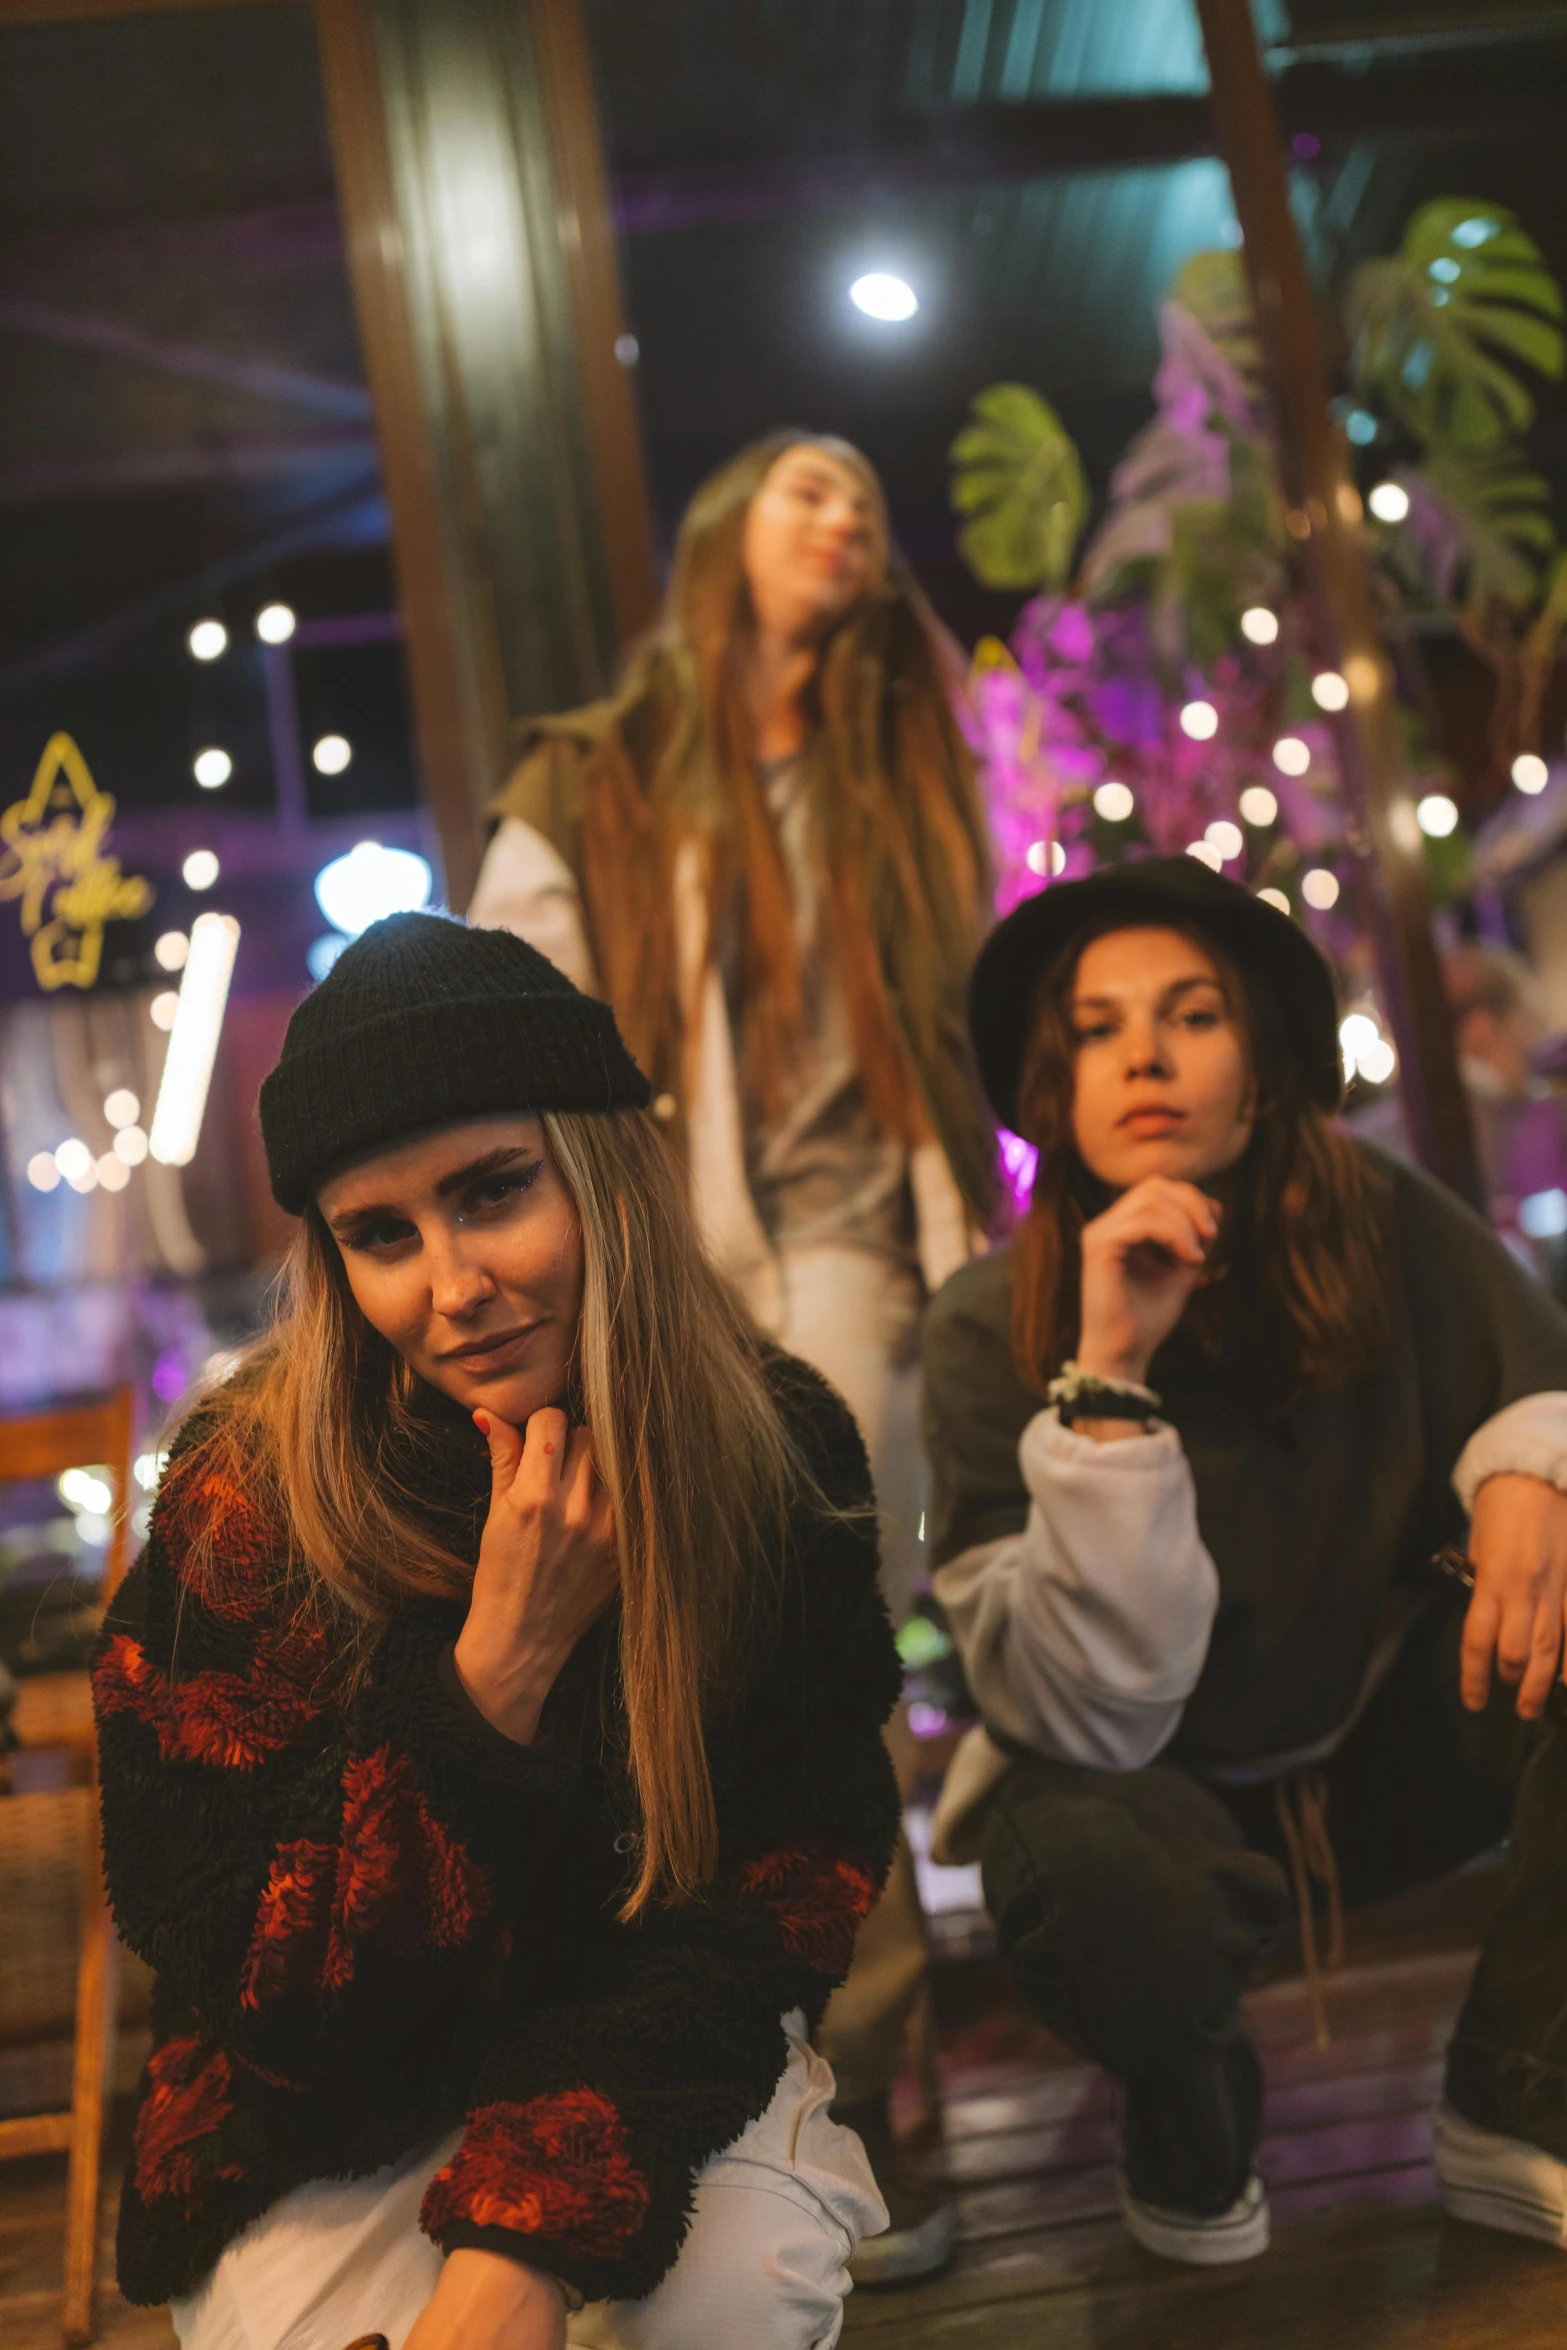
26;1151;60;1192
1186;841;1223;871
1513;754;1549;794
103;1089;139;1129
312;734;352;776
1240;608;1279;645
183;850;219;891
97;1154;131;1193
1302;867;1340;909
1257;887;1291;914
255;602;297;645
1416;793;1459;837
193;748;232;790
154;931;190;971
1240;786;1278;826
1094;781;1135;821
1273;737;1311;776
113;1125;149;1167
1205;820;1244;861
1180;700;1219;740
1368;482;1410;524
1311;670;1350;711
187;619;227;662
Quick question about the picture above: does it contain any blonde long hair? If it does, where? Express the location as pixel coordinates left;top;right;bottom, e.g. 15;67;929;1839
569;432;998;1219
183;1109;801;1919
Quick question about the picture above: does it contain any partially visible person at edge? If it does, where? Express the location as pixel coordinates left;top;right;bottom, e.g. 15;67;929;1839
468;431;998;2280
92;913;903;2350
920;857;1567;2268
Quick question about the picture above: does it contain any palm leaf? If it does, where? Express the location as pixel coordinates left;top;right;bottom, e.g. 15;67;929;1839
1347;199;1566;454
949;384;1089;590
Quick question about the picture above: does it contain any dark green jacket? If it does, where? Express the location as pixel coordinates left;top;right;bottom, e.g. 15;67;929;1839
923;1146;1567;1773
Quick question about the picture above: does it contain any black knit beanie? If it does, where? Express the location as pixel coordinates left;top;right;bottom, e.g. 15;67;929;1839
260;911;651;1214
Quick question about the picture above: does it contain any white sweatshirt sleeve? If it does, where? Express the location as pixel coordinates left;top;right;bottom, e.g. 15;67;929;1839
932;1407;1220;1771
467;815;599;996
1452;1390;1567;1512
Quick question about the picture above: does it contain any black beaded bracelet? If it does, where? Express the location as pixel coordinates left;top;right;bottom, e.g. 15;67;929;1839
1047;1360;1162;1430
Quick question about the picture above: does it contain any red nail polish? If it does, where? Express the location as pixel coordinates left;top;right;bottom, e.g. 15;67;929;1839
473;1411;491;1437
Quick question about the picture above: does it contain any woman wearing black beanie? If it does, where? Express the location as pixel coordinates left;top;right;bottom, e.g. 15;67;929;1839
93;911;901;2350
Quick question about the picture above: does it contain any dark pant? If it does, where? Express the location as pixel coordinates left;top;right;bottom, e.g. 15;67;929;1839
979;1595;1566;2206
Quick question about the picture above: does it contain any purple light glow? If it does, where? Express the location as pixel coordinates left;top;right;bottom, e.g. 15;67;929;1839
151;1353;185;1403
1291;131;1320;160
1000;1128;1039;1210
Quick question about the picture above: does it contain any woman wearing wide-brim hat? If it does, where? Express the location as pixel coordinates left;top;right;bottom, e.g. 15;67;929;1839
920;856;1567;2265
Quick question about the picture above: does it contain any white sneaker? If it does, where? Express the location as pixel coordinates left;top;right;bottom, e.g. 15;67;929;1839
849;2200;958;2286
1116;2168;1271;2265
1434;2102;1567;2247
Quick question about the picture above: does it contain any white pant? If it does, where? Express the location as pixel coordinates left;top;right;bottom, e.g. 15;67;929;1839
771;1247;927;1627
169;2020;886;2350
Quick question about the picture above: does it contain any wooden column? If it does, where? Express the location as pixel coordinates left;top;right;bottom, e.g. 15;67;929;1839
313;0;659;911
1195;0;1482;1207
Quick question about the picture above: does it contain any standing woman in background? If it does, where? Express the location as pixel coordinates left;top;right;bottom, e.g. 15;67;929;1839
470;434;998;2278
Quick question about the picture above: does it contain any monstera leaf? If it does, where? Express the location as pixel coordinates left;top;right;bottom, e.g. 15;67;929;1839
1168;249;1265;409
1346;199;1565;454
950;384;1089;590
1396;448;1558;613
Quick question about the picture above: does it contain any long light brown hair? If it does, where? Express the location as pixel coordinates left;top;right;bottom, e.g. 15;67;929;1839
1010;918;1390;1397
572;431;997;1218
180;1109;806;1920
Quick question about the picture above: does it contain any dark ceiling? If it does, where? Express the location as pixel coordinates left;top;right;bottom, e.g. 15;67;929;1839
0;0;1564;925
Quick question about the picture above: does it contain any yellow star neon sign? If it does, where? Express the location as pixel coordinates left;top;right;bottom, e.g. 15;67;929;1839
0;733;154;991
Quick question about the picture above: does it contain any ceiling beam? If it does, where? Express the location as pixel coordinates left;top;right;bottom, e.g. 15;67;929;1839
0;295;370;418
0;0;296;23
614;32;1567;234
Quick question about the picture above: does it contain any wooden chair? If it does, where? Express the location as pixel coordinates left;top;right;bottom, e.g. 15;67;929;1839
0;1390;134;2345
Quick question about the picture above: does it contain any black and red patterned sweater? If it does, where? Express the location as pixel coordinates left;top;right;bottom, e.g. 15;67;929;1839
93;1353;902;2310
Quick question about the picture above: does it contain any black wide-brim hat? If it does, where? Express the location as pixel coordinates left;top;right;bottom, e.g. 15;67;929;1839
969;857;1342;1133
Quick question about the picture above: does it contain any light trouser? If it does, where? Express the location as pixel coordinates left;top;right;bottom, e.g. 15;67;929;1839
168;2018;886;2350
766;1246;933;2111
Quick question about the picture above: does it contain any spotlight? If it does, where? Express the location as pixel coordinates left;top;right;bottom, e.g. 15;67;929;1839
313;842;432;937
850;273;918;322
